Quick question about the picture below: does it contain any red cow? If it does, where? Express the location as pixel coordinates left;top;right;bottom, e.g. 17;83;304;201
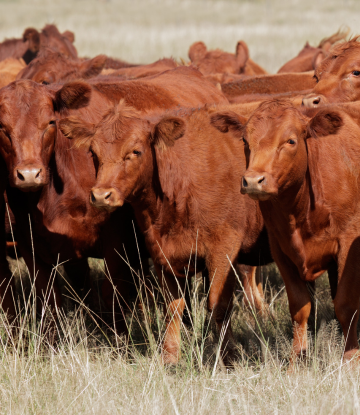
0;25;77;64
59;102;272;365
302;37;360;108
0;67;228;328
240;99;360;363
17;48;107;84
277;29;348;73
188;40;267;76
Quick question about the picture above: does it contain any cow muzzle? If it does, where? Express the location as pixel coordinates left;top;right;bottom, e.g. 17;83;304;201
14;165;47;191
90;187;123;210
241;171;277;200
302;94;325;108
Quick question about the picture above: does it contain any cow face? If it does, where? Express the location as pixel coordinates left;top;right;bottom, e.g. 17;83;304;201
240;101;344;202
302;40;360;108
0;80;91;191
188;41;249;75
59;101;185;210
240;101;309;201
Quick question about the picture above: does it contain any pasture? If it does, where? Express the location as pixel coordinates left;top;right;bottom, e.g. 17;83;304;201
1;0;360;413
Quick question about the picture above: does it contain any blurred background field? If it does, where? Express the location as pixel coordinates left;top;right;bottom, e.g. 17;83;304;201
1;0;360;413
0;0;360;73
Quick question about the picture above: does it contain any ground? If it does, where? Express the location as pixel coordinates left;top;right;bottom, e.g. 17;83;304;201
1;0;360;413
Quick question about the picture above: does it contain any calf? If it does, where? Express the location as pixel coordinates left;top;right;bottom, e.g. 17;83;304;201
0;67;228;327
240;99;360;363
59;102;272;364
188;40;267;76
302;37;360;108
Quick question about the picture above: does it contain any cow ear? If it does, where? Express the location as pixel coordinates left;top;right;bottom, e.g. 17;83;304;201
312;50;325;69
307;110;343;138
235;41;249;69
150;117;185;149
23;28;40;53
54;81;92;111
62;30;75;43
188;41;207;62
59;116;95;148
79;55;107;79
210;111;247;137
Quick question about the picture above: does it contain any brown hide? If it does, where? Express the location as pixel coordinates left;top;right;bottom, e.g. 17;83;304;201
222;72;316;98
188;40;267;76
0;58;26;89
60;102;271;364
0;67;227;324
101;58;178;80
240;99;360;363
303;38;360;108
0;24;77;64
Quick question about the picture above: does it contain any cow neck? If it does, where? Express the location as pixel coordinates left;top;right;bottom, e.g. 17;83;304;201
259;138;331;277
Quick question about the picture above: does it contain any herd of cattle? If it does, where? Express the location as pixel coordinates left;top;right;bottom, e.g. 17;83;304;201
0;24;359;366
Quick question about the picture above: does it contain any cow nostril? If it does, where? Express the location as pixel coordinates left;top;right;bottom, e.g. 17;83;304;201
17;170;25;181
90;192;96;203
258;176;265;184
104;191;112;200
242;177;248;188
35;169;42;179
313;97;320;105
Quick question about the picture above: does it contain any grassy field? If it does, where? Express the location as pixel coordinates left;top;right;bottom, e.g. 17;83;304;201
1;0;360;413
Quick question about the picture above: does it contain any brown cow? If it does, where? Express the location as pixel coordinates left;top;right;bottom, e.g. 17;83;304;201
59;101;272;365
17;48;107;84
188;40;267;76
277;29;349;73
0;25;77;64
302;37;360;108
0;67;228;326
240;99;360;363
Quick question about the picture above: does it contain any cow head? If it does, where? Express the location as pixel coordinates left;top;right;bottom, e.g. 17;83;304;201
17;48;106;84
59;100;185;210
188;41;249;75
302;38;360;108
238;100;343;202
0;80;91;191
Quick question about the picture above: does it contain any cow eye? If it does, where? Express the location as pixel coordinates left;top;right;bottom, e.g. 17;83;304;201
49;120;56;126
352;70;360;76
287;139;296;145
41;80;50;85
313;74;319;83
133;150;141;156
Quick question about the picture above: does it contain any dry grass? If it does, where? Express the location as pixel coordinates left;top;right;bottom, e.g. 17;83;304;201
0;256;358;414
1;0;360;413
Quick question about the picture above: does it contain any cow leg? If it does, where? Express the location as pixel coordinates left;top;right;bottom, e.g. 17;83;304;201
63;258;92;304
270;238;311;365
334;240;360;361
237;264;265;313
158;267;186;364
207;245;239;366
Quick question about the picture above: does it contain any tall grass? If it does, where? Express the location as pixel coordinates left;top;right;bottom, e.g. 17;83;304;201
0;251;359;414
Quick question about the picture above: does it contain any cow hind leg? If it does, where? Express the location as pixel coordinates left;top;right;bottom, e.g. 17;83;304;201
237;264;265;313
